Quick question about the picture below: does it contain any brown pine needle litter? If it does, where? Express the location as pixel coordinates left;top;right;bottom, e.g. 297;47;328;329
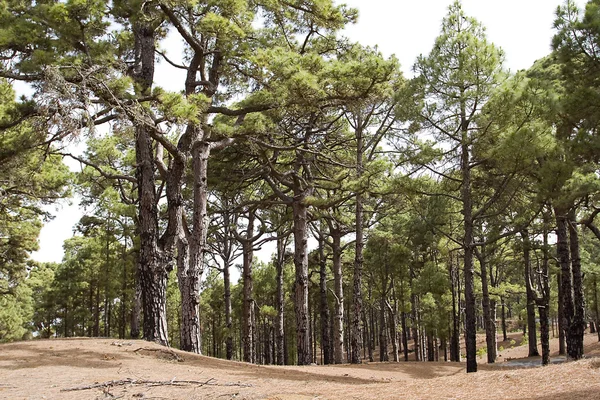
1;335;600;399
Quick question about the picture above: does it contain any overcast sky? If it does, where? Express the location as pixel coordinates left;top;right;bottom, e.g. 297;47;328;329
31;0;585;264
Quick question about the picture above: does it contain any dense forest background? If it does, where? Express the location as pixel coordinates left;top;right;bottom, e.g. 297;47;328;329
1;0;600;373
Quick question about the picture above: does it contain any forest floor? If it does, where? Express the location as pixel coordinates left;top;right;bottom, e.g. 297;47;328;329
1;333;600;400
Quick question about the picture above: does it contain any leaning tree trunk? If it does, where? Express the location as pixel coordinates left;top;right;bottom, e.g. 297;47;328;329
293;199;311;365
523;230;539;357
568;212;585;360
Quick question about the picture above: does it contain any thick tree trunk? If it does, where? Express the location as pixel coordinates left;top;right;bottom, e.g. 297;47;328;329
331;230;345;364
568;213;585;360
293;200;311;365
136;125;169;345
523;230;539;357
132;21;169;347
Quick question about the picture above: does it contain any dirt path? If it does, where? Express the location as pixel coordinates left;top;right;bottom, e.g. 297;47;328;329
1;336;600;399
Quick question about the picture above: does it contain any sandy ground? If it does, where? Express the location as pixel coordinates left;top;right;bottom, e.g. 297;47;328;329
1;334;600;400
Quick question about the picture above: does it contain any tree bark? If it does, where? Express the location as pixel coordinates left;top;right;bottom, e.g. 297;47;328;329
557;271;566;355
132;21;169;347
293;200;311;365
568;212;585;360
330;229;345;364
594;276;600;342
351;126;364;365
242;212;256;363
223;255;233;360
522;230;539;357
318;229;332;364
275;232;287;365
477;247;497;363
537;213;551;366
460;89;476;372
449;252;461;362
379;296;388;362
556;209;573;358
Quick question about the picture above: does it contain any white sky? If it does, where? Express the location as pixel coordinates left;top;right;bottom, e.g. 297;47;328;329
31;0;584;264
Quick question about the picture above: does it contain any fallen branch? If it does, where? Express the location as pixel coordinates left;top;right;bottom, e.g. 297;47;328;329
133;347;184;362
61;377;253;392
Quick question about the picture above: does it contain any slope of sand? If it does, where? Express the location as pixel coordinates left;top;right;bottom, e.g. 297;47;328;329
1;334;599;399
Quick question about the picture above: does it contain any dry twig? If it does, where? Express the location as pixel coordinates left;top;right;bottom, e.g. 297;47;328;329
61;377;253;392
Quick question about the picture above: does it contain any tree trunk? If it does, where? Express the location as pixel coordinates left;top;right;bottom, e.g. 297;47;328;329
557;272;566;355
387;299;399;362
293;200;311;365
133;21;169;347
242;212;256;363
523;230;539;357
224;257;233;360
178;138;211;354
568;212;585;360
501;298;507;342
477;247;497;363
379;297;388;362
461;140;476;372
557;209;574;359
411;291;420;362
594;276;600;342
449;252;461;362
351;128;364;365
538;214;551;366
331;229;345;364
318;230;332;365
275;233;287;365
131;270;141;339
